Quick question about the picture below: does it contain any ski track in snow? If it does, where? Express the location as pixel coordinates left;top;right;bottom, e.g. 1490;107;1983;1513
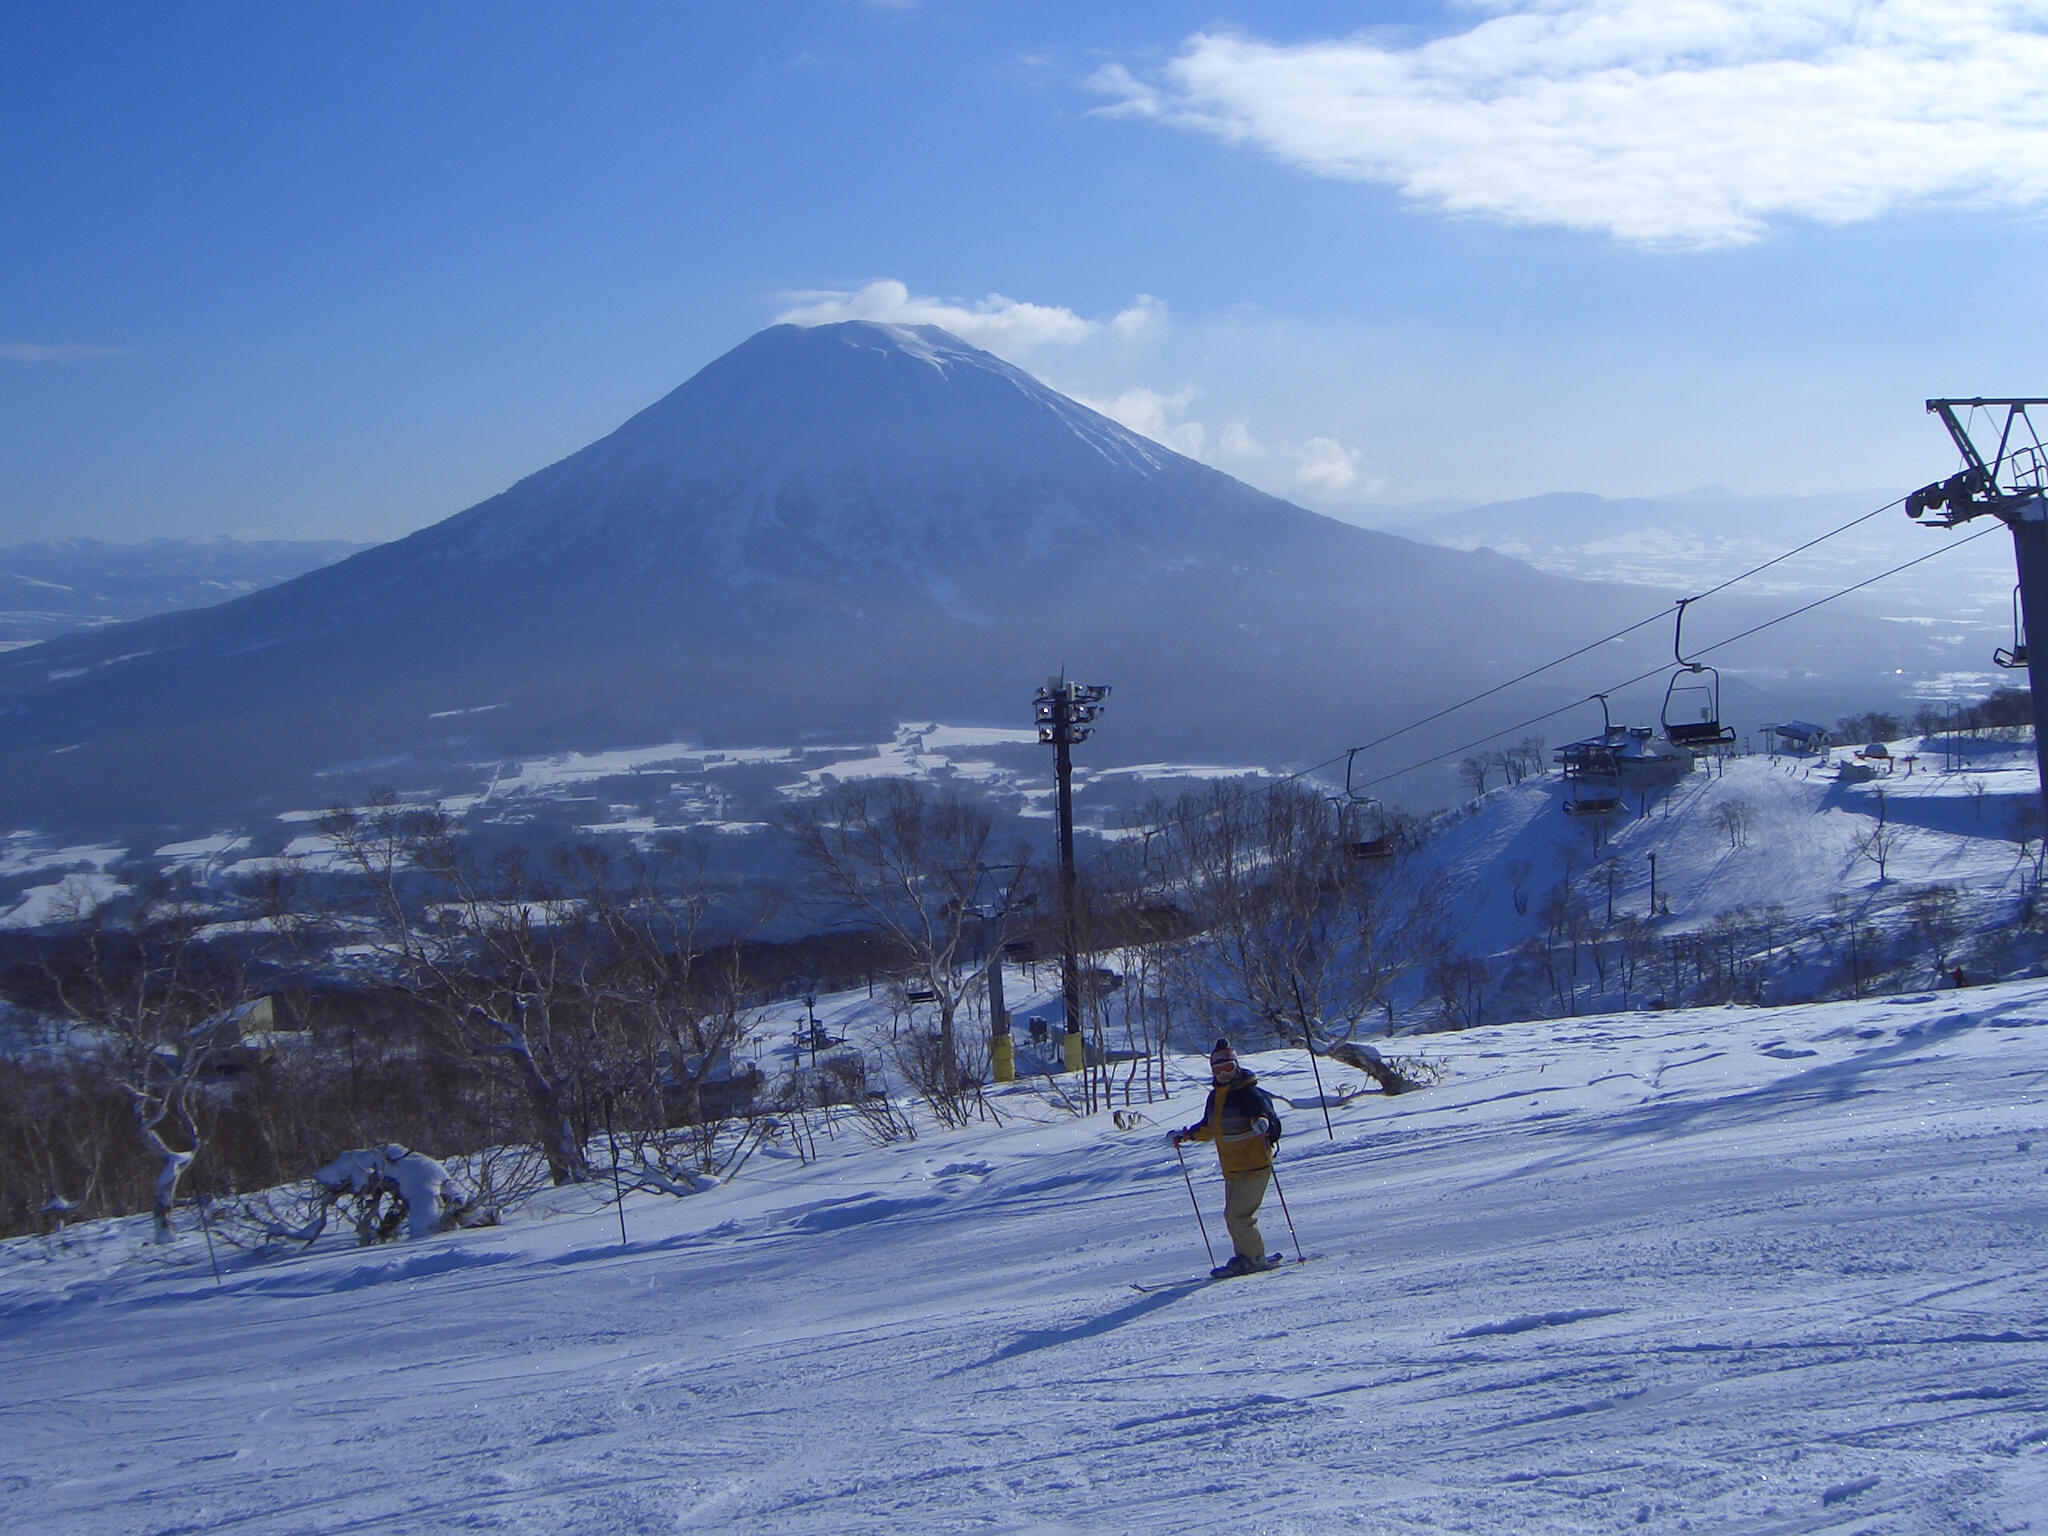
5;981;2048;1533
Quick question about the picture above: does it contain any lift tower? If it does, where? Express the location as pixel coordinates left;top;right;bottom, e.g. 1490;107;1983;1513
1034;676;1109;1070
1906;398;2048;825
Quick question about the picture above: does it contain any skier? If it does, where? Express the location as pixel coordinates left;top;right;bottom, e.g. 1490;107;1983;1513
1170;1038;1283;1277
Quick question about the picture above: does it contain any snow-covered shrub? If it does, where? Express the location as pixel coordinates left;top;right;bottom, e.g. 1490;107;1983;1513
1327;1040;1429;1094
312;1145;474;1243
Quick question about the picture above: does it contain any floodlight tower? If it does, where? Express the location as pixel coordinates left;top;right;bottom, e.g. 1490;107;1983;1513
1034;675;1109;1071
1906;398;2048;825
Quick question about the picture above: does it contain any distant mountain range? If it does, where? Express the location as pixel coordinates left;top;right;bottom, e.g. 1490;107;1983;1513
0;537;368;649
1361;489;2014;645
0;324;1948;840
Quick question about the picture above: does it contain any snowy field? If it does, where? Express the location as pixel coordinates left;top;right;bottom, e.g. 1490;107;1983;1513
6;981;2047;1534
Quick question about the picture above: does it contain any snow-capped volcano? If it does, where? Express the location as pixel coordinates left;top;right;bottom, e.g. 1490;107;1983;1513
0;323;1926;832
358;321;1393;614
446;322;1196;592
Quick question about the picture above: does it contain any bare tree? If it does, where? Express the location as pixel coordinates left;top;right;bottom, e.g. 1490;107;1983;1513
1906;884;1963;982
1712;798;1752;850
1849;790;1908;885
39;880;259;1239
1155;781;1448;1060
1826;894;1885;999
790;780;1028;1120
1506;858;1533;917
1426;953;1490;1030
321;799;761;1188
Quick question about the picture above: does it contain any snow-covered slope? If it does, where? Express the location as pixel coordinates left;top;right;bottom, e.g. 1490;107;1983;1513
1404;734;2044;1019
6;983;2046;1533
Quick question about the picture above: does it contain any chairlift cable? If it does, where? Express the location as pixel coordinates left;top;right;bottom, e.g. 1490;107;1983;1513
1076;497;1976;864
1282;494;1908;788
1341;522;2004;797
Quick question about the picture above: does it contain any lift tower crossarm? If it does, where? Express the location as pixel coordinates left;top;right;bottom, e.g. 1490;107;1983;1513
1907;397;2048;832
1909;399;2048;526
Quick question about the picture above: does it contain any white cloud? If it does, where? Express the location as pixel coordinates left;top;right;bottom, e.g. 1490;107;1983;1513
1067;384;1208;457
1109;294;1169;337
1093;2;2048;248
1293;436;1364;494
1070;385;1377;500
773;280;1102;353
2;342;124;363
1218;419;1265;460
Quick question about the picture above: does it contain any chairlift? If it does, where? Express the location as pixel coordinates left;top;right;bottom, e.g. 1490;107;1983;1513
1339;748;1395;859
1661;598;1736;751
1561;695;1623;816
1995;584;2029;670
1563;786;1621;818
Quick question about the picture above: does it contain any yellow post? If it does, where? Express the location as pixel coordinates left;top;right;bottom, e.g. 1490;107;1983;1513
991;1025;1015;1083
1061;1021;1084;1074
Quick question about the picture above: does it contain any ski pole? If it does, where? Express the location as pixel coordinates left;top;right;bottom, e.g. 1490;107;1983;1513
1173;1140;1216;1269
1268;1159;1303;1264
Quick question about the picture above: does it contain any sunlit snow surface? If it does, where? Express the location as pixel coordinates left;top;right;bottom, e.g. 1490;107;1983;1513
5;983;2046;1532
0;838;129;927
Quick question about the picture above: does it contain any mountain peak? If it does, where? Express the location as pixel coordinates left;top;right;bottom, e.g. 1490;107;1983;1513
758;318;990;367
405;319;1225;593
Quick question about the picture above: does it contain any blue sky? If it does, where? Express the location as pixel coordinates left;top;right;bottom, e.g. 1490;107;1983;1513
6;1;2047;543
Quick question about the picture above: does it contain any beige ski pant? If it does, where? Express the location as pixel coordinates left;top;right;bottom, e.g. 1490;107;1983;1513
1223;1170;1270;1260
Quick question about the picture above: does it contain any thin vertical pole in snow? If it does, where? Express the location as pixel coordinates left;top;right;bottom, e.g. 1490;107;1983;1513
603;1091;629;1249
1289;977;1336;1141
1173;1140;1215;1269
195;1193;223;1288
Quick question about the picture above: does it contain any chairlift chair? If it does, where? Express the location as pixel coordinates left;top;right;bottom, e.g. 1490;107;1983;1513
1995;584;2029;670
1560;695;1623;816
1340;748;1395;859
1661;598;1736;751
1563;784;1622;817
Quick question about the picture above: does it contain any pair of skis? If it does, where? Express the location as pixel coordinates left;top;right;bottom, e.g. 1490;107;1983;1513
1131;1253;1313;1293
1165;1141;1309;1295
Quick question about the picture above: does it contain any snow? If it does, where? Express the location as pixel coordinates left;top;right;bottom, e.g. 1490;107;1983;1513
0;839;130;928
311;1146;467;1240
488;741;732;792
1093;760;1285;783
6;978;2046;1532
26;874;129;923
6;729;2046;1528
153;833;252;863
911;725;1041;750
1411;736;2040;996
0;836;126;880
